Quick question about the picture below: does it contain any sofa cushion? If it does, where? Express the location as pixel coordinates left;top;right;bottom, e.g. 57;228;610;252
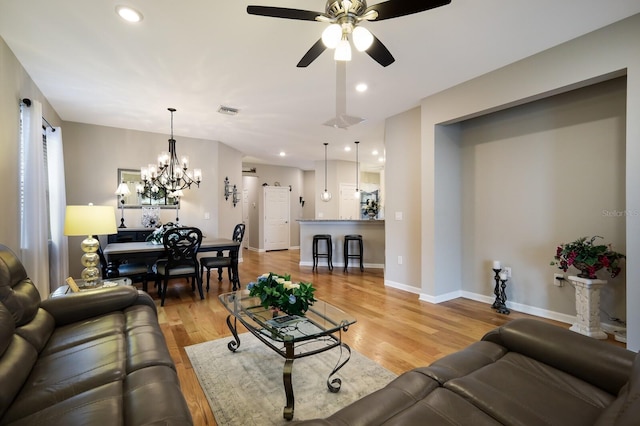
421;341;507;384
595;353;640;426
320;369;440;425
445;352;615;426
375;388;503;426
0;249;40;327
3;302;181;424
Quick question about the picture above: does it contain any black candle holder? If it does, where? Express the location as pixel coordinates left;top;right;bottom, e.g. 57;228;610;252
491;268;510;315
497;277;511;315
491;268;501;309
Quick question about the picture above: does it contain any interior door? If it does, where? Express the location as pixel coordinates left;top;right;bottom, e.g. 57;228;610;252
264;187;290;251
339;183;360;219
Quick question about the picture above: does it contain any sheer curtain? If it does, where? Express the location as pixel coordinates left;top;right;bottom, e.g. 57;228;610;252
47;127;69;289
20;99;50;299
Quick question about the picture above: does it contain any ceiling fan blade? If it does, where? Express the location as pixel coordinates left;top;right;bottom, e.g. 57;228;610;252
247;6;321;21
366;0;451;21
366;35;395;67
297;39;327;67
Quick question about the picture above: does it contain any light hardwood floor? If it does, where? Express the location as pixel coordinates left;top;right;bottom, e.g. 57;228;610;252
151;248;621;425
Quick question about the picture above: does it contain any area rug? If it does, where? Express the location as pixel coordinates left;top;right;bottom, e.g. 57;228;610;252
185;333;397;425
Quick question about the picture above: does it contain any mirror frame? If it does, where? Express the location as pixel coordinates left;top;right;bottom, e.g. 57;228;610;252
117;168;178;208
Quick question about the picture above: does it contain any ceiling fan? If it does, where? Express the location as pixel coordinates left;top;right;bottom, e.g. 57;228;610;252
247;0;452;67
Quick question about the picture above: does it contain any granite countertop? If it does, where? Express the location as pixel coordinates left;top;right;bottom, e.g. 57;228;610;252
297;219;384;223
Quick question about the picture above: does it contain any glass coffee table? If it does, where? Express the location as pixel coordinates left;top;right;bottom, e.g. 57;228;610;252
218;290;357;420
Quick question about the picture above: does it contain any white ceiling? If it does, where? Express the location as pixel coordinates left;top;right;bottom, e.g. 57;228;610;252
2;1;639;171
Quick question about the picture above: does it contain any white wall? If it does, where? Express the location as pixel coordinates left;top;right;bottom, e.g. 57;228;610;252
417;14;640;350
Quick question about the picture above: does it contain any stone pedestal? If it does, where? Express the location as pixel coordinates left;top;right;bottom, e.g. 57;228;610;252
568;276;608;339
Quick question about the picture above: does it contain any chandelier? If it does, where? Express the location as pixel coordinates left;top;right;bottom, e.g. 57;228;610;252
140;108;202;198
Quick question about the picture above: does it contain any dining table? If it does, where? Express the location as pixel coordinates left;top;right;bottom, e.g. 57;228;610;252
103;238;242;290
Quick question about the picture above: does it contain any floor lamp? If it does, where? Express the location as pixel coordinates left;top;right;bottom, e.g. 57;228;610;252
64;204;117;286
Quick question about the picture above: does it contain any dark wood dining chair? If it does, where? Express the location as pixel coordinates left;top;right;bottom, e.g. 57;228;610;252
152;227;203;306
200;223;245;291
97;240;151;291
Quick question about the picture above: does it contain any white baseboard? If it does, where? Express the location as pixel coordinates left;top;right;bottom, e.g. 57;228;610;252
384;280;423;295
383;282;575;325
458;291;575;324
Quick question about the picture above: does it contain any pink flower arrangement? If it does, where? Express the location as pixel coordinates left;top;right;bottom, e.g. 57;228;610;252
551;236;625;279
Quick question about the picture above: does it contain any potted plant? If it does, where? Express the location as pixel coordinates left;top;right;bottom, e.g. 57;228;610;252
550;236;625;279
247;273;316;316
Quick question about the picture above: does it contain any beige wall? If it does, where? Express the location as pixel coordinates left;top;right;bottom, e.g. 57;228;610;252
384;107;422;291
63;122;243;276
460;77;626;320
416;14;640;350
0;37;61;251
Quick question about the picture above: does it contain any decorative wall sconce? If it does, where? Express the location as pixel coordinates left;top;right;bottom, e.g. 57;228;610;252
232;185;240;207
224;176;231;200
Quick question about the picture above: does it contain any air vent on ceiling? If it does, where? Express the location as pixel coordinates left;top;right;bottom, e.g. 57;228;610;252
218;105;239;115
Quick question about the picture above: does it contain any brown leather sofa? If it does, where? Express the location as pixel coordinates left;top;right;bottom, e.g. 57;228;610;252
0;244;193;425
295;318;639;426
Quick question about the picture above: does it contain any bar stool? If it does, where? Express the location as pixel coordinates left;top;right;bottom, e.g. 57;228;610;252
312;234;333;271
344;234;364;273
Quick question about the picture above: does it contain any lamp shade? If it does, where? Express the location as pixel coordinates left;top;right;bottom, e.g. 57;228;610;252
64;205;118;236
334;38;352;61
322;24;342;48
353;26;374;52
115;182;131;196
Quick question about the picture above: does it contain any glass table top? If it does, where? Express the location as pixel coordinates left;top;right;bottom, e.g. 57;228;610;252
219;290;357;343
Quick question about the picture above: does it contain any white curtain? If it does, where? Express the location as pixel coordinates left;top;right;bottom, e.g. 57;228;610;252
20;100;50;299
47;127;69;289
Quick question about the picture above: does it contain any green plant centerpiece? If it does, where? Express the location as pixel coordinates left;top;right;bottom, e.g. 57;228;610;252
247;273;317;316
551;236;625;279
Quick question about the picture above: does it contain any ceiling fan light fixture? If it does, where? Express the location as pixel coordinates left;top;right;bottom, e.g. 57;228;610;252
352;26;373;52
334;37;352;61
322;24;342;48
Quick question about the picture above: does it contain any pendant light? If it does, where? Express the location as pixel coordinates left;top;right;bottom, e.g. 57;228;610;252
320;143;332;202
354;141;360;199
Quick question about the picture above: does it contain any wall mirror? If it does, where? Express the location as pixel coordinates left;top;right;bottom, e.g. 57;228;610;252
117;168;178;208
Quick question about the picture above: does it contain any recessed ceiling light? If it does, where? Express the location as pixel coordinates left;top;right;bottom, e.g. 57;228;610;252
372;150;378;155
116;5;143;23
279;151;286;157
344;146;351;152
355;83;368;92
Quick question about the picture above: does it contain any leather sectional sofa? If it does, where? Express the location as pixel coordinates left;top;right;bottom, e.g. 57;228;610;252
296;318;639;425
0;244;193;425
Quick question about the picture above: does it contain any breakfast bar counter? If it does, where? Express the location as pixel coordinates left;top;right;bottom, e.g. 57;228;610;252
298;219;385;269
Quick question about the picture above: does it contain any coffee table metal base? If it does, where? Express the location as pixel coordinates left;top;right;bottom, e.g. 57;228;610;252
224;315;352;420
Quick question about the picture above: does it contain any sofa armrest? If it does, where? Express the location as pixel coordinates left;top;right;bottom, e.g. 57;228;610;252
40;286;157;326
482;318;635;395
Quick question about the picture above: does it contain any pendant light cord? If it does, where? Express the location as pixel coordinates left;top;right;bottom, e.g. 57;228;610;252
355;141;360;192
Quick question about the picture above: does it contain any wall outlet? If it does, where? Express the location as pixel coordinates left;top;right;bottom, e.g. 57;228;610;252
553;273;565;287
397;255;403;265
504;267;512;278
204;212;210;220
